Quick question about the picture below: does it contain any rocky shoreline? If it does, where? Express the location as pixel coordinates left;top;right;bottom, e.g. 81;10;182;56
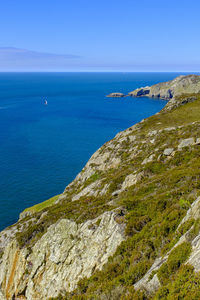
107;74;200;100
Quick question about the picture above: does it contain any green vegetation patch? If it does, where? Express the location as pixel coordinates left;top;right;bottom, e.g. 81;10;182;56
141;93;200;131
16;193;113;248
155;265;200;300
157;242;191;285
82;172;101;188
56;154;199;299
23;194;60;213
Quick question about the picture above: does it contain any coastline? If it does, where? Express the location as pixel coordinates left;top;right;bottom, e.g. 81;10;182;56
0;72;168;232
1;75;200;299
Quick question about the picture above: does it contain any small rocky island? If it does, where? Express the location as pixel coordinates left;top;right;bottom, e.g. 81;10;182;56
106;92;125;97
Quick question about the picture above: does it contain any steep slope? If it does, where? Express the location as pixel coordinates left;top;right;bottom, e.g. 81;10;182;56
1;80;200;299
129;74;200;100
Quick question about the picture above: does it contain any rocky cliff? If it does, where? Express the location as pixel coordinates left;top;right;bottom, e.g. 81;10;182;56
0;211;124;299
129;74;200;100
1;77;200;299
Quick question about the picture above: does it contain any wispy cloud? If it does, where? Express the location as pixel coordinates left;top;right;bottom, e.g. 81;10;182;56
0;47;199;72
0;47;81;71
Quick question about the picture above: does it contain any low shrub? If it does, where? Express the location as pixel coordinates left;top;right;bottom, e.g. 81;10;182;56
158;242;191;285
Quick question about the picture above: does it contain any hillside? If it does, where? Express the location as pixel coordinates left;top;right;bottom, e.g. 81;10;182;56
129;74;200;100
1;75;200;299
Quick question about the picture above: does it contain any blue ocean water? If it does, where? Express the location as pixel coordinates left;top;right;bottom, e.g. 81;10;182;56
0;72;187;230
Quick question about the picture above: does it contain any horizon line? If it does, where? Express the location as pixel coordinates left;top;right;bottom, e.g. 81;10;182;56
0;70;199;73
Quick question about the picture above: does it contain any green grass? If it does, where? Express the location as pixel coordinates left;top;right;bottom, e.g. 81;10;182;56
23;194;60;213
141;94;200;131
81;172;102;190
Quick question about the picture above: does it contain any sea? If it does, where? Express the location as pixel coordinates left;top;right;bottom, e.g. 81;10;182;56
0;72;191;230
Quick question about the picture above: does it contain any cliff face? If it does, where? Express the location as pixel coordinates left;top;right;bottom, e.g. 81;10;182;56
129;74;200;100
1;77;200;299
0;212;124;299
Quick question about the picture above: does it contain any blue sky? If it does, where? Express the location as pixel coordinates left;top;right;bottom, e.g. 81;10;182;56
0;0;200;71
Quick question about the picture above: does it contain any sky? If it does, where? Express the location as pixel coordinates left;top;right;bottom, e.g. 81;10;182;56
0;0;200;72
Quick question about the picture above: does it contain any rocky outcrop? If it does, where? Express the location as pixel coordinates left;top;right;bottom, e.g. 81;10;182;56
178;196;200;229
188;234;200;272
135;196;200;294
72;180;102;201
142;154;155;165
178;137;195;149
163;148;174;156
0;211;125;299
129;74;200;100
121;172;144;191
106;92;125;98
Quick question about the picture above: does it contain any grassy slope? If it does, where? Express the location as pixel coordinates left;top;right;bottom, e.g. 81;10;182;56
142;94;200;131
23;195;60;213
15;94;200;299
56;95;200;299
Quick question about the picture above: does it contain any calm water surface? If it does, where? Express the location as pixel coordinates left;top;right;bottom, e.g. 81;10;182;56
0;72;188;230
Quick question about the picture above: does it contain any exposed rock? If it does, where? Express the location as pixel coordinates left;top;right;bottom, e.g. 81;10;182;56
0;290;6;300
164;127;176;131
157;154;162;161
178;137;195;149
135;235;191;293
142;154;155;165
148;130;158;137
73;165;95;185
144;274;161;294
163;148;174;156
149;139;155;144
129;87;150;97
134;257;167;292
126;135;136;143
178;196;200;229
187;234;200;272
165;95;198;112
0;211;125;299
0;226;19;252
195;138;200;145
72;180;102;201
121;172;144;190
136;196;200;294
106;92;125;98
99;183;109;196
56;194;66;202
112;190;121;197
109;157;121;169
19;210;34;221
129;75;200;100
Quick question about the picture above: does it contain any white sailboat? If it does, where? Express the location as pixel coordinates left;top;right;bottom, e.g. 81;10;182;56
44;99;48;105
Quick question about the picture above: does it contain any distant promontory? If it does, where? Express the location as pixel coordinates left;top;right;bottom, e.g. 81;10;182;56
107;74;200;100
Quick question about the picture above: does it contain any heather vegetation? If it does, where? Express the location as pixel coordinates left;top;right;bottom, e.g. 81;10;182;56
11;93;200;299
49;94;200;299
155;265;200;300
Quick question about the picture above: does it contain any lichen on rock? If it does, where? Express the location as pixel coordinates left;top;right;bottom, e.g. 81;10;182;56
1;76;200;299
0;211;125;299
